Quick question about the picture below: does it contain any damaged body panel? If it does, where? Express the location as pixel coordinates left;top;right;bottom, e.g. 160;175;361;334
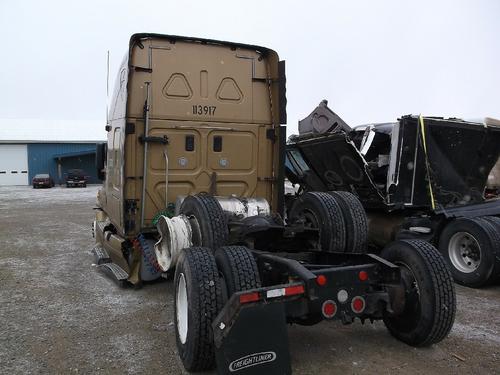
288;109;500;213
287;101;500;288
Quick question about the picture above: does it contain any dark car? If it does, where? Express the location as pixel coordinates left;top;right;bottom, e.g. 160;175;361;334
66;169;88;188
32;173;54;188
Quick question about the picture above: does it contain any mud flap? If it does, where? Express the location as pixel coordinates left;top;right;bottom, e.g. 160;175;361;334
213;301;291;375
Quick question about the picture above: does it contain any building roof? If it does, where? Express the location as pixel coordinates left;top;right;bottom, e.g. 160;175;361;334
52;150;96;159
0;118;106;143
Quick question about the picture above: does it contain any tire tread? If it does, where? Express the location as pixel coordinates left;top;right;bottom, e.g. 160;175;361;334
176;247;222;371
290;191;346;252
328;191;368;253
216;246;261;296
383;239;456;346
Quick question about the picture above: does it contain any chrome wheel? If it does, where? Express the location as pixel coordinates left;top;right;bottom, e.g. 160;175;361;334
176;273;188;344
448;232;481;273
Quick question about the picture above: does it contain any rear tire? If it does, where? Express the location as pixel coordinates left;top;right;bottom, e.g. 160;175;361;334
174;247;223;371
381;240;456;347
289;192;346;252
482;215;500;231
180;195;229;249
328;191;368;253
438;217;500;287
215;246;261;300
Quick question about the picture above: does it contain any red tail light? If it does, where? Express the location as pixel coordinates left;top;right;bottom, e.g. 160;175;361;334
351;296;366;313
322;300;337;318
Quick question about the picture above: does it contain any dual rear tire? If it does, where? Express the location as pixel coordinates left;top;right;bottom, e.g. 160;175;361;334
289;191;368;253
174;245;260;371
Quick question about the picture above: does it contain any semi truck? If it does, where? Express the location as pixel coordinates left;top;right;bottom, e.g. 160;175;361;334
93;34;456;374
287;101;500;288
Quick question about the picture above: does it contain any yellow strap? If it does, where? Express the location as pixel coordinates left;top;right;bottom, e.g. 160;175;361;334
419;115;436;210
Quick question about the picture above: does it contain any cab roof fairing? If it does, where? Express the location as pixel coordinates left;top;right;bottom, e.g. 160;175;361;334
108;53;129;123
108;33;282;128
128;33;279;59
122;33;284;127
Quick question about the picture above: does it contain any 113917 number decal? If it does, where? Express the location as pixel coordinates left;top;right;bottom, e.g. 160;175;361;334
192;105;216;116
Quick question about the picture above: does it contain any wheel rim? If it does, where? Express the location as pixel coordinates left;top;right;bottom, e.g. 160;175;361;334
395;261;422;331
448;231;481;273
176;273;188;344
300;208;319;229
297;208;322;249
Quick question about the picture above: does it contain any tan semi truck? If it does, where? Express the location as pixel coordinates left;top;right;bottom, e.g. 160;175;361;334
93;34;456;374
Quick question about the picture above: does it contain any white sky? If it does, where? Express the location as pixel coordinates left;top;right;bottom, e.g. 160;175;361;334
1;0;499;137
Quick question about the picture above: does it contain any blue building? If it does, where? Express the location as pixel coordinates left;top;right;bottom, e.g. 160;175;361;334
0;119;105;186
27;143;100;184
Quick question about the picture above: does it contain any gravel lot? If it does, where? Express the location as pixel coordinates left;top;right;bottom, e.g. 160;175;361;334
0;185;499;374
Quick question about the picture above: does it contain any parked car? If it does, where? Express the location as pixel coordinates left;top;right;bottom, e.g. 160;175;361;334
66;169;87;188
32;173;54;188
286;100;500;288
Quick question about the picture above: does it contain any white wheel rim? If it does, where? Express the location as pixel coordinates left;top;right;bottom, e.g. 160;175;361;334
176;273;188;344
448;231;481;273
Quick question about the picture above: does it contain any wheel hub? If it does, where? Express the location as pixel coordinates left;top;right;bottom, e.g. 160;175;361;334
448;232;481;273
176;273;189;344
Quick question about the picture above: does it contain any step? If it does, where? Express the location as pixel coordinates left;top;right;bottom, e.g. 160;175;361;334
92;245;112;265
98;262;129;286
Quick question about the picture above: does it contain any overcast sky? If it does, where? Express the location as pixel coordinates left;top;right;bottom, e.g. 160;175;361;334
1;0;499;136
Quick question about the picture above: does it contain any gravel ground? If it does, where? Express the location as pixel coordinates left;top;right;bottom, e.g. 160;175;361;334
0;185;499;374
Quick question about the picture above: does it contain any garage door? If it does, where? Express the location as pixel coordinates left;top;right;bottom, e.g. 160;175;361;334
0;144;29;185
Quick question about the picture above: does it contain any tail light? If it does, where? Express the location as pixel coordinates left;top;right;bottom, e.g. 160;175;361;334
351;296;366;314
322;300;337;318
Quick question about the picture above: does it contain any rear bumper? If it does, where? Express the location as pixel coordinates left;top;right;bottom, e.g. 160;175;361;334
213;252;401;337
212;255;401;374
34;182;51;187
257;252;400;322
66;180;86;186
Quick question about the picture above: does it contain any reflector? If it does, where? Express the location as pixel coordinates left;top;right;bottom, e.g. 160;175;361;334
316;275;327;286
239;292;260;304
358;271;368;281
284;285;305;296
